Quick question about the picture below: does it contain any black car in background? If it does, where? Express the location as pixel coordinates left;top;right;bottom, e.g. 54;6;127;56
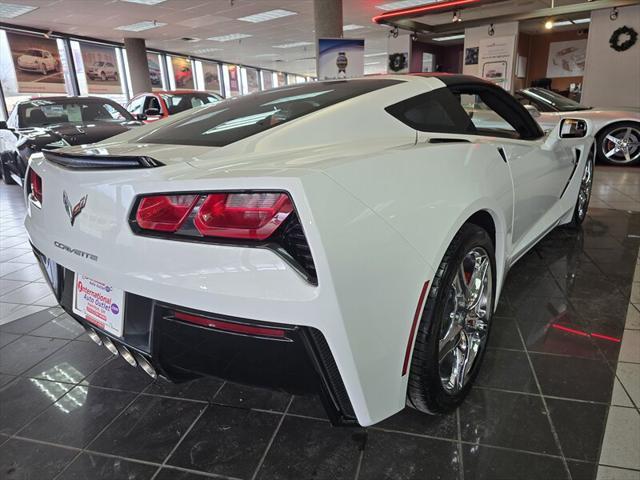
0;96;141;185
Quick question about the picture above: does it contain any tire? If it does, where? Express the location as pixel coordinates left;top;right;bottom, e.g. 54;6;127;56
0;154;17;185
407;223;496;414
596;122;640;166
568;146;595;227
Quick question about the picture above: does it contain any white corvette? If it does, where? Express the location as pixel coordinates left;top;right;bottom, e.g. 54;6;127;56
24;74;594;426
516;87;640;166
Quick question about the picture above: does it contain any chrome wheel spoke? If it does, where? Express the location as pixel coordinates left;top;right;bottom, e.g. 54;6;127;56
439;323;462;363
439;247;493;395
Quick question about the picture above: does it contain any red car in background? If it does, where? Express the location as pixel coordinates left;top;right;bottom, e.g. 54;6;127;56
125;90;222;122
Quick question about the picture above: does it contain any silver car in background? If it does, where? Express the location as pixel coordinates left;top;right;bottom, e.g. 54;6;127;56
516;87;640;166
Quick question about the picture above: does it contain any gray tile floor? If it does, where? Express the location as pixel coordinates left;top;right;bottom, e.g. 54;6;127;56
1;166;639;480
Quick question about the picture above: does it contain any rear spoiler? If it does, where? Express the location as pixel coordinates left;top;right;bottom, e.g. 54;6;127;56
43;150;164;170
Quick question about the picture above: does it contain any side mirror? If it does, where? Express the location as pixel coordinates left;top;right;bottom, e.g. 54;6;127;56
524;104;541;119
0;121;8;130
559;118;588;138
144;108;160;116
135;113;147;121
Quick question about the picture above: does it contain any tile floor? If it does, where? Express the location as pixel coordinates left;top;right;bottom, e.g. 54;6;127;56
0;166;639;480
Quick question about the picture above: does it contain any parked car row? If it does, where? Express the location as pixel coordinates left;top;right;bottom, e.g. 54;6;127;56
0;90;223;185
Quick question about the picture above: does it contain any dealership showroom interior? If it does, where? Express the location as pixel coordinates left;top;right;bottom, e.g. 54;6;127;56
1;0;640;478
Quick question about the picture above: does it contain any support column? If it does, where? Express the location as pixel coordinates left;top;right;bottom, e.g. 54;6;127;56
314;0;343;75
124;37;152;95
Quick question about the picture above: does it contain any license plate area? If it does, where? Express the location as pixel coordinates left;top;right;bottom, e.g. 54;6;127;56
72;273;125;337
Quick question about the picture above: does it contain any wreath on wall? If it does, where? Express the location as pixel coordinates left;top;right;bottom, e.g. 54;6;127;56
609;26;638;52
388;53;408;72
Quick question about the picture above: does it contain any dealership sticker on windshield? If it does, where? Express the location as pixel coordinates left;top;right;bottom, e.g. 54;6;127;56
72;273;124;337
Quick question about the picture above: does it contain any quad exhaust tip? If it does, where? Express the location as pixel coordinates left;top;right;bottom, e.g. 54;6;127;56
85;327;102;346
102;336;119;356
135;353;158;379
85;326;157;379
117;345;137;367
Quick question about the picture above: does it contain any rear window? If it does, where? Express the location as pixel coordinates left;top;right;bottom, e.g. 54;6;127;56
133;79;400;147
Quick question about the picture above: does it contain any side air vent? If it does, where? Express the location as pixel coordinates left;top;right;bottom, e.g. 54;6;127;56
274;214;318;285
43;151;164;170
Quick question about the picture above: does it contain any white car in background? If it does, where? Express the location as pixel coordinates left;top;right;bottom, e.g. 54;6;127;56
86;61;118;81
25;74;595;426
17;48;59;75
516;87;640;166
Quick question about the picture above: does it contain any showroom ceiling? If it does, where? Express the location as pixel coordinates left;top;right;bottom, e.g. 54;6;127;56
0;0;622;75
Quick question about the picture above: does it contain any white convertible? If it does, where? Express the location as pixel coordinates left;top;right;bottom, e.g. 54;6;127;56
24;74;594;426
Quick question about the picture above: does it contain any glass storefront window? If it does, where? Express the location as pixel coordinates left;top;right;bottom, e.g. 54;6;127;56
241;67;260;94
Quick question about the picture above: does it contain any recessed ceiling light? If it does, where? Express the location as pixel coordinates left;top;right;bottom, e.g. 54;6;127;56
365;62;382;65
432;34;465;41
364;52;387;57
573;18;590;24
208;33;252;42
238;9;296;23
343;24;364;31
121;0;167;4
376;0;437;11
115;20;167;32
272;41;313;49
0;2;37;18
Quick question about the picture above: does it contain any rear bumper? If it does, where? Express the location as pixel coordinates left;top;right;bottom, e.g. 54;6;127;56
33;245;357;425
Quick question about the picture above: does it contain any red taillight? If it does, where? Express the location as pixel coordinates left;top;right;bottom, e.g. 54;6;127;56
134;191;293;240
194;193;292;240
135;194;199;232
174;311;287;338
29;170;43;204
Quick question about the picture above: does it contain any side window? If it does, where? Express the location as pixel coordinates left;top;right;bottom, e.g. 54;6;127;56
458;93;518;137
127;96;144;115
450;86;543;140
385;88;476;134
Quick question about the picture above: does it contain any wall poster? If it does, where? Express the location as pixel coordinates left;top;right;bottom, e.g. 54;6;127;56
171;56;194;89
80;43;122;94
6;31;65;93
147;53;162;90
546;39;587;78
261;70;273;90
227;65;240;96
202;62;221;94
318;38;365;80
478;36;516;90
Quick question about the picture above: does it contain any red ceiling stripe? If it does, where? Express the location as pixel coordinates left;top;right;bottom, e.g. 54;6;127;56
373;0;482;24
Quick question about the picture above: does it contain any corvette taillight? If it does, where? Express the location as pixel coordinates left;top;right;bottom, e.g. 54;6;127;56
134;192;293;240
29;170;43;204
135;194;199;232
194;193;292;240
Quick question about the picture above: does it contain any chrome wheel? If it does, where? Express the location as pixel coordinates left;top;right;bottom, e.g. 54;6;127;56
438;247;492;394
601;126;640;164
576;151;594;221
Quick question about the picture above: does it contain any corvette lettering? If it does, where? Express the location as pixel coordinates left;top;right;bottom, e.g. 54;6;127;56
54;241;98;261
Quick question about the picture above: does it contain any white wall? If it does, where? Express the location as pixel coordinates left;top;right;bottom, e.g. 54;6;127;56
463;22;518;78
582;5;640;108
